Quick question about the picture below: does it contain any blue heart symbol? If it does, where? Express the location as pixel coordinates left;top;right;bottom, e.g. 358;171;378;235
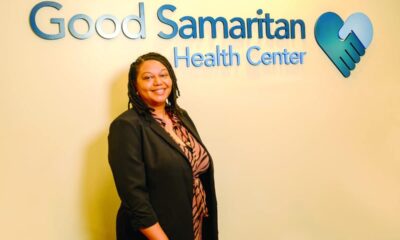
315;12;373;77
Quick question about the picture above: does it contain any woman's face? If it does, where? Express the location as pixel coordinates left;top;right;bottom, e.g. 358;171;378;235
136;60;172;109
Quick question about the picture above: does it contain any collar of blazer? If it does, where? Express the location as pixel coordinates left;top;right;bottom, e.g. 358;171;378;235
146;110;205;162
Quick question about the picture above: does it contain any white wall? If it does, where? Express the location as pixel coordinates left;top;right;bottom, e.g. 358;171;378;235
1;0;399;239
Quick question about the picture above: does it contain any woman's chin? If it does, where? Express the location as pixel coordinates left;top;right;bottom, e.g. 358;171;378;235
147;99;168;108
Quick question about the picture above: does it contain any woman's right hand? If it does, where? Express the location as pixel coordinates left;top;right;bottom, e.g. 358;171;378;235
140;222;169;240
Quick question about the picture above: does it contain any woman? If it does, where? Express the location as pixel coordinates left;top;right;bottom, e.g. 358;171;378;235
108;52;218;240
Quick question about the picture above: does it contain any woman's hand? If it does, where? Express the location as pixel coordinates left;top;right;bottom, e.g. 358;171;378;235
140;222;169;240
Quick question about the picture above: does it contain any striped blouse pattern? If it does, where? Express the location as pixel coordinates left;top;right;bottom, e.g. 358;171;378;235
152;111;210;240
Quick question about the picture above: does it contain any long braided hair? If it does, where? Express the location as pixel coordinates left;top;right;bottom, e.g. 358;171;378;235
127;52;182;119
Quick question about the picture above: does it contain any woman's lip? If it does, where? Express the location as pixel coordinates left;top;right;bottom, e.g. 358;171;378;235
152;88;166;94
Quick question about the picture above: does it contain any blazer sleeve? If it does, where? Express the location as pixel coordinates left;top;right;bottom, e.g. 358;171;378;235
108;118;158;230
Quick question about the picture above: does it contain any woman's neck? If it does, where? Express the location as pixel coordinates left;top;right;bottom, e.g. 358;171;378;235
151;105;167;117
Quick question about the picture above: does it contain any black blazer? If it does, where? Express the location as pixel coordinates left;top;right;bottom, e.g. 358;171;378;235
108;108;218;240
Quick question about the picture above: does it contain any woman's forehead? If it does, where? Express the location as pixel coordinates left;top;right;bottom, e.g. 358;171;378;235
139;60;167;73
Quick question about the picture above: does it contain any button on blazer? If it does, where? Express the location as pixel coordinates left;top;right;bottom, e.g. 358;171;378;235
108;108;218;240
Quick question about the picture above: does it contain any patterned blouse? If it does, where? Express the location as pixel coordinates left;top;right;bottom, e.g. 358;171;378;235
152;110;210;240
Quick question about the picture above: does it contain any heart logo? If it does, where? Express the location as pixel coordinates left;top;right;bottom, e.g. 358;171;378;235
315;12;373;77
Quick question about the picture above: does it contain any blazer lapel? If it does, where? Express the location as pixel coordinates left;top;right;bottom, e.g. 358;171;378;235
178;112;214;166
178;114;202;143
147;111;208;165
148;117;189;160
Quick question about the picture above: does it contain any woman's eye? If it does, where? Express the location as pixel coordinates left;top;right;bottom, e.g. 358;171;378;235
143;76;152;80
160;73;169;78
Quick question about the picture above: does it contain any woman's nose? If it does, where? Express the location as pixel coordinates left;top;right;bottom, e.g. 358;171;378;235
153;76;162;85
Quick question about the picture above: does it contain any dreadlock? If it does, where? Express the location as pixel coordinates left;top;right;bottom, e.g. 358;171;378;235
127;52;182;120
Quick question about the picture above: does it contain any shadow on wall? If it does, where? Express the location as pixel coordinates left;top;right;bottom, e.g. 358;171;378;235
81;72;129;240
